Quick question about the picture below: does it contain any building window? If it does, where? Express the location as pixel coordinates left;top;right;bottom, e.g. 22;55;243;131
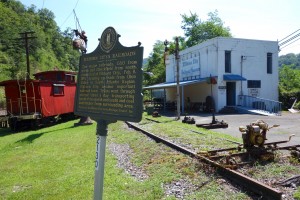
225;51;231;73
247;80;261;88
267;53;272;74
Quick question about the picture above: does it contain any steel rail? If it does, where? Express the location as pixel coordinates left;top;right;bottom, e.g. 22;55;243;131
126;121;283;200
144;117;242;145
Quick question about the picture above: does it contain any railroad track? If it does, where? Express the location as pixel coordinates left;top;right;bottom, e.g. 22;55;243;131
125;121;288;200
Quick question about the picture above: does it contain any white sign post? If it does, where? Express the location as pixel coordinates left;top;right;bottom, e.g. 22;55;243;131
94;120;108;200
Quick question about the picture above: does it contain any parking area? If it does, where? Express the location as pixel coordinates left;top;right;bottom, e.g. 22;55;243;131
183;112;300;146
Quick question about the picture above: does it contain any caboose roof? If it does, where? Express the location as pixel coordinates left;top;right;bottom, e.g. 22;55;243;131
0;70;77;86
0;79;38;86
34;70;77;77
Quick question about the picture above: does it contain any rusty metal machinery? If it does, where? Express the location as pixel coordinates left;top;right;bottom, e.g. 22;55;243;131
239;120;279;148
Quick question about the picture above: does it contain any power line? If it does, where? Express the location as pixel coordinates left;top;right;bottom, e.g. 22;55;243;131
73;9;82;31
280;37;300;50
279;32;300;47
60;11;73;28
74;0;80;10
279;29;300;43
278;29;300;51
59;0;80;29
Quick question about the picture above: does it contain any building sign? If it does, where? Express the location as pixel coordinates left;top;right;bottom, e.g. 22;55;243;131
248;88;260;97
74;27;144;122
218;86;226;90
180;56;200;81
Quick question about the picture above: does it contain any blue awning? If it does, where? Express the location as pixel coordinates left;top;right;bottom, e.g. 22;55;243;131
143;77;208;90
223;74;247;81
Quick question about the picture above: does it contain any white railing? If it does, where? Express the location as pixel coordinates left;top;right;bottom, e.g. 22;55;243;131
238;95;282;115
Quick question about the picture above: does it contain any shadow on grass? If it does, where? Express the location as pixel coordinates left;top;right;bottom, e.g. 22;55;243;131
16;132;45;144
16;126;77;144
0;118;82;138
0;128;14;137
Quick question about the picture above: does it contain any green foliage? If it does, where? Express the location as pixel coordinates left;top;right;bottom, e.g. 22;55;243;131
143;40;166;86
279;65;300;109
181;10;232;47
279;53;300;69
295;187;300;200
278;56;300;109
0;0;80;81
166;36;186;55
279;65;300;91
0;51;13;80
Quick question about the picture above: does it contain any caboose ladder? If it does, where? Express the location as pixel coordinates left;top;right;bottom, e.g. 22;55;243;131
17;78;29;114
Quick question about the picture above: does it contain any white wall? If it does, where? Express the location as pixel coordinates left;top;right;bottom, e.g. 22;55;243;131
164;37;279;112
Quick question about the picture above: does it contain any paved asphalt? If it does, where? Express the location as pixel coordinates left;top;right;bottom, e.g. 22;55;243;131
177;112;300;146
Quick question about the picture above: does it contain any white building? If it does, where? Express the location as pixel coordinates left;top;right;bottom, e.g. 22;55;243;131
144;37;281;115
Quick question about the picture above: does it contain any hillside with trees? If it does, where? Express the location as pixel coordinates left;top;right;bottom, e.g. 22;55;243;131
278;54;300;109
0;0;80;81
279;53;300;69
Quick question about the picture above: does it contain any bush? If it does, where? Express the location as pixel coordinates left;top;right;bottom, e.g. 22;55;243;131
295;101;300;109
279;90;300;110
294;188;300;200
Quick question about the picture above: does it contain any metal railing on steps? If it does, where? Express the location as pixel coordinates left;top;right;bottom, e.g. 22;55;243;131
238;95;282;115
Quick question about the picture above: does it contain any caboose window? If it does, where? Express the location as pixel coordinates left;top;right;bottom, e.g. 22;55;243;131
66;74;76;83
53;84;65;96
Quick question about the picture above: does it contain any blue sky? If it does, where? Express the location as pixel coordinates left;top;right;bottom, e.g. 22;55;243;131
21;0;300;58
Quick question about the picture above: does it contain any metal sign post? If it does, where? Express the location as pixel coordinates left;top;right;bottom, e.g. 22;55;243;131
94;120;108;200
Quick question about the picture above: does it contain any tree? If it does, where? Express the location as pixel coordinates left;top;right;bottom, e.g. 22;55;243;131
279;53;300;69
278;64;300;109
0;0;81;80
167;36;186;55
279;65;300;92
144;40;166;86
181;10;232;47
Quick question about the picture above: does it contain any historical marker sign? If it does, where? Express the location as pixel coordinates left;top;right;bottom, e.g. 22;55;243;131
74;27;144;122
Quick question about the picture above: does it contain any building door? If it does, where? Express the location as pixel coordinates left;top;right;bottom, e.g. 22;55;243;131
226;82;236;106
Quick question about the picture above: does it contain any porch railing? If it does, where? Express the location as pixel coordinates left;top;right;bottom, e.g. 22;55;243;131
238;95;282;115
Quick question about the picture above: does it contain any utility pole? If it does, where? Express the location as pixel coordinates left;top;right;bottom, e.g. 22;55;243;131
17;31;36;79
175;37;181;120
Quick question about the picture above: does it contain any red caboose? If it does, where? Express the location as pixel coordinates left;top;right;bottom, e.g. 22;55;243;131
0;70;77;130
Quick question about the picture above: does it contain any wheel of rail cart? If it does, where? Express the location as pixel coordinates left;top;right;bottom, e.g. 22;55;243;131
41;116;56;127
60;113;76;122
30;119;41;130
8;118;18;131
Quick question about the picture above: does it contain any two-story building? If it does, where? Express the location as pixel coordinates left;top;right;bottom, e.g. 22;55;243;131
144;37;281;115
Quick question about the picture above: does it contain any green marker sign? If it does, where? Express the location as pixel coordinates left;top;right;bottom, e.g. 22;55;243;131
74;27;144;122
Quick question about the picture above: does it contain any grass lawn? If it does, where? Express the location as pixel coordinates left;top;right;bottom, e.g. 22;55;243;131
1;114;298;199
0;121;96;199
